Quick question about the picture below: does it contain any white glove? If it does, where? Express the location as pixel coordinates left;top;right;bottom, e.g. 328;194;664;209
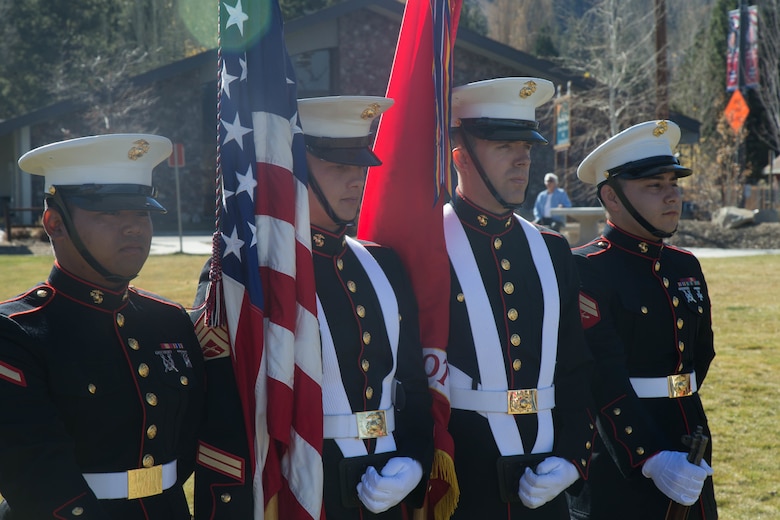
517;456;580;509
642;450;713;506
356;457;423;514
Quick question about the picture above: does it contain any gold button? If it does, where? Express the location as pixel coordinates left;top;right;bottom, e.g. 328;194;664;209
88;384;97;394
503;282;515;294
494;238;502;250
456;293;465;302
698;306;703;314
510;334;521;347
678;341;685;352
501;259;511;270
116;313;125;327
138;363;149;377
640;306;648;314
678;362;683;371
663;277;669;288
625;426;633;434
146;393;158;406
128;338;140;350
362;331;371;345
673;297;679;307
477;215;488;227
356;305;366;318
654;262;660;272
122;291;129;301
143;454;155;467
147;424;158;439
677;318;684;329
581;458;587;467
512;359;521;371
221;493;232;503
636;447;645;455
586;441;592;449
180;376;189;386
36;289;48;298
613;408;621;416
337;259;344;271
507;308;518;321
90;290;104;304
365;386;374;399
347;281;357;293
72;506;84;516
361;359;370;372
590;423;595;430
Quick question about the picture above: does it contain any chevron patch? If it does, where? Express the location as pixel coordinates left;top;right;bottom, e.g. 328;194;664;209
194;318;231;360
579;292;601;329
197;442;244;481
0;360;26;387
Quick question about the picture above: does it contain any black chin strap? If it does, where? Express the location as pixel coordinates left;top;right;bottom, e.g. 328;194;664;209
308;173;356;227
460;132;525;210
604;181;676;239
48;196;137;284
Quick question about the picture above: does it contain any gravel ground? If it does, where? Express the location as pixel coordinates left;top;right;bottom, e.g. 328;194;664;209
668;219;780;250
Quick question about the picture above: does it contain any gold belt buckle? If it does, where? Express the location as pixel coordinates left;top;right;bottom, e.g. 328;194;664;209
356;410;388;439
507;389;538;414
127;465;163;499
667;373;692;398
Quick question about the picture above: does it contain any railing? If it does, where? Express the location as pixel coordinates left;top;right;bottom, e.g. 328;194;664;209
2;206;44;242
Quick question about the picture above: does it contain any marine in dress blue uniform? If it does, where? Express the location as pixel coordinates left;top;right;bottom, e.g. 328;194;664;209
191;97;433;520
0;135;205;519
301;96;433;520
439;78;596;519
568;121;717;519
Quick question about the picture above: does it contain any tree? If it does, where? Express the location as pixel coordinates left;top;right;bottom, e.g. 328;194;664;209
753;0;780;157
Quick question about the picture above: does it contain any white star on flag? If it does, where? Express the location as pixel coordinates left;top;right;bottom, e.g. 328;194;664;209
221;227;245;260
223;0;249;36
221;61;239;99
235;165;257;200
222;113;252;150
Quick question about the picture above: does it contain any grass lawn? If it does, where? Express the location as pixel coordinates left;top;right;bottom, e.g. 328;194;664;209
0;252;778;517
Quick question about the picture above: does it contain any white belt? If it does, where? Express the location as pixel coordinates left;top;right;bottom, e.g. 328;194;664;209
450;386;556;414
83;460;177;500
630;372;698;399
324;408;396;440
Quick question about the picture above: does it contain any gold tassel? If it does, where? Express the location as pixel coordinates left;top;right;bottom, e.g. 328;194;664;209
431;449;459;520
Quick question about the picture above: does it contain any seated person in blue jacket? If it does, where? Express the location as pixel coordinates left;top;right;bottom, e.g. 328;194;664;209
533;172;571;231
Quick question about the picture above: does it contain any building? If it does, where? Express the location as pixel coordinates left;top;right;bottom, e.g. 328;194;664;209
0;0;694;232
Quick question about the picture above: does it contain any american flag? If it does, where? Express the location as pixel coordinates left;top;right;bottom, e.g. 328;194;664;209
211;0;322;517
357;1;462;518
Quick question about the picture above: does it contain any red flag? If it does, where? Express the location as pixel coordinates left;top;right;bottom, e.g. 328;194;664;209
203;0;323;517
357;1;461;518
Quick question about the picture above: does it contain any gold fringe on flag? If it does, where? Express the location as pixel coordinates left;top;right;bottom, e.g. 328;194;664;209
431;449;459;520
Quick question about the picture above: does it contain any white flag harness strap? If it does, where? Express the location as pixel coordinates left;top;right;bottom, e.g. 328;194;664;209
443;205;560;455
319;237;399;457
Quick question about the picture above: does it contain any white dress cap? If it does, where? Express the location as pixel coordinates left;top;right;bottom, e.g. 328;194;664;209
19;133;172;191
297;96;394;138
577;120;688;185
452;77;554;123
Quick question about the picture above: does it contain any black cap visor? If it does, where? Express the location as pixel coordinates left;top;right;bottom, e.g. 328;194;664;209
305;135;381;167
53;184;167;213
457;118;548;144
606;155;692;182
